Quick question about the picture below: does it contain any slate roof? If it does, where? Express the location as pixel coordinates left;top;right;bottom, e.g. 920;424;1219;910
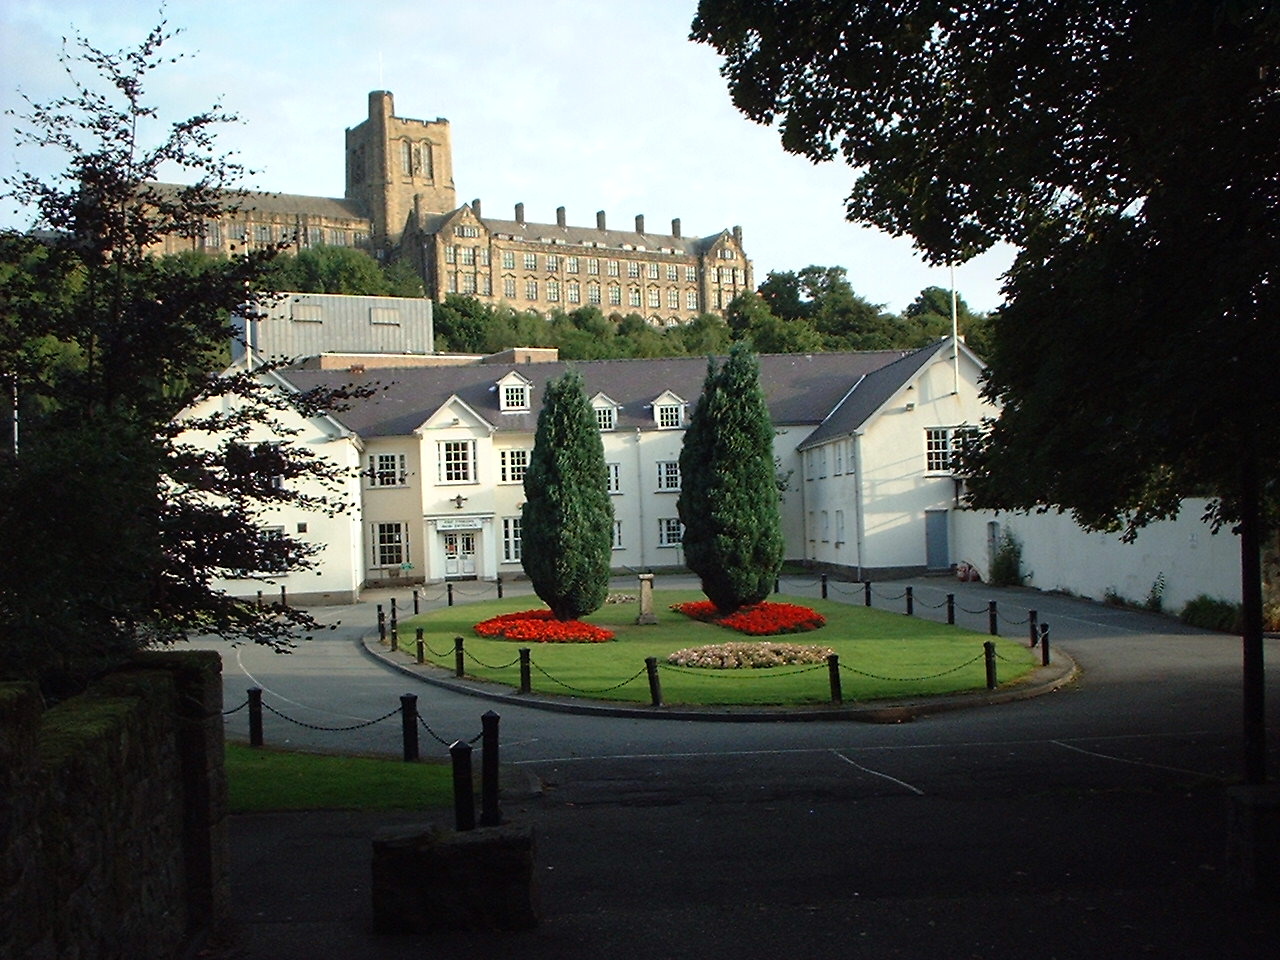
280;346;938;439
798;340;951;450
149;182;368;221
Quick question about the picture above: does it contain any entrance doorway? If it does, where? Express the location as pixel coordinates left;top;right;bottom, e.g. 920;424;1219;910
443;531;477;578
925;509;950;571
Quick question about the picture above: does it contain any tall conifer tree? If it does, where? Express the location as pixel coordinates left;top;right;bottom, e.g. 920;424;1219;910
521;369;614;620
678;343;783;613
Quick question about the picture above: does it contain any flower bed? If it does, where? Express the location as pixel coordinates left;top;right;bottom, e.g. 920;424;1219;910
473;609;614;643
667;641;835;669
670;600;826;636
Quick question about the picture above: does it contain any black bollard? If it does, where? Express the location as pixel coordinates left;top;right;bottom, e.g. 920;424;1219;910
450;740;476;832
248;687;263;747
400;694;419;762
447;583;455;606
390;597;398;637
774;577;780;594
946;593;956;625
280;585;287;608
256;589;263;609
377;603;386;643
519;648;532;694
905;586;914;617
480;711;501;827
415;627;425;664
821;574;829;600
1029;609;1038;647
497;576;504;600
645;656;663;707
988;600;999;636
454;636;465;677
827;653;842;705
413;588;420;615
1040;623;1051;666
984;641;998;689
863;580;872;607
390;624;398;652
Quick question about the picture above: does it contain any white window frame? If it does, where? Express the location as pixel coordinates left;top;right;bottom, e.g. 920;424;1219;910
925;428;953;473
656;461;681;491
656;404;683;429
596;405;617;431
612;520;624;550
367;452;407;488
500;449;530;483
374;522;406;567
438;440;476;484
502;250;515;269
502;517;522;562
606;462;622;494
501;384;530;411
658;518;683;547
523;253;538;271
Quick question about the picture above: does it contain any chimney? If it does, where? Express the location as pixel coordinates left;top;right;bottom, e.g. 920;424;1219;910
733;225;743;246
597;210;606;231
635;214;645;234
471;198;481;219
515;202;525;225
671;217;681;238
556;206;566;227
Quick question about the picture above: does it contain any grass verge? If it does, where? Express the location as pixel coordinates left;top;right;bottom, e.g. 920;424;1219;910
226;742;453;813
396;590;1037;706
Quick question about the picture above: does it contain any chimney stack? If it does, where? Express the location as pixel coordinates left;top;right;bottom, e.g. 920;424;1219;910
556;206;566;227
671;218;681;238
471;198;481;219
515;202;525;225
597;210;606;230
733;225;743;246
635;214;645;234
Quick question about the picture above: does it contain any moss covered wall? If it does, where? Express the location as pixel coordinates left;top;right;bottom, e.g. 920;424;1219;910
0;650;226;960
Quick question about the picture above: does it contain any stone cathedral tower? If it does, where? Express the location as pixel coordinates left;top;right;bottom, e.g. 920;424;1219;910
345;91;457;254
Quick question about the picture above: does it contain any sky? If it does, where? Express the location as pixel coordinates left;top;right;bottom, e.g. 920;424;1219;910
0;0;1015;314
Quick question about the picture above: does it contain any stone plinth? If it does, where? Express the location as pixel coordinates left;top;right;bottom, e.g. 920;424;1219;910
636;573;659;625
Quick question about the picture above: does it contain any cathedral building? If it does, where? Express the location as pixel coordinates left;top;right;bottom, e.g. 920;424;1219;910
161;91;752;324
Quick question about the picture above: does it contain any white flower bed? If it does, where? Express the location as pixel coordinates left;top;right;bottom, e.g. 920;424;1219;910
666;641;835;669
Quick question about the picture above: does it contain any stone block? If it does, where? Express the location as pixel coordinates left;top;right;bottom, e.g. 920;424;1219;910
371;822;538;932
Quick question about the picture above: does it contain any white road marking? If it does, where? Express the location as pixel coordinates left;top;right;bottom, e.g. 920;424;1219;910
830;749;926;795
1049;739;1219;779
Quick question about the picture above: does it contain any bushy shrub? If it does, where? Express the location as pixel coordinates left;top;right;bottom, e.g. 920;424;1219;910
1180;594;1243;633
988;532;1024;587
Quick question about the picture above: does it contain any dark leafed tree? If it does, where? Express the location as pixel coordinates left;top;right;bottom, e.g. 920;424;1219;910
678;342;783;613
693;1;1279;783
521;368;614;620
0;23;367;694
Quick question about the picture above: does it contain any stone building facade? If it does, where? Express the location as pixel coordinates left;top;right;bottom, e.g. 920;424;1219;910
158;91;751;324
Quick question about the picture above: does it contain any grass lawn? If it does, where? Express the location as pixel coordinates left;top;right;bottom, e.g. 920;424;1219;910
225;742;453;813
396;590;1037;706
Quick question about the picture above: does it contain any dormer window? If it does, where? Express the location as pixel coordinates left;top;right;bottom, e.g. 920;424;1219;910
656;403;683;429
592;393;619;431
497;372;533;412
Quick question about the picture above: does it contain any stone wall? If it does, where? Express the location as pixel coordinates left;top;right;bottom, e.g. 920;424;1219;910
0;651;227;960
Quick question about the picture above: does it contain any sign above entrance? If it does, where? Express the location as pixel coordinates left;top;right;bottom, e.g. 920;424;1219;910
435;516;485;531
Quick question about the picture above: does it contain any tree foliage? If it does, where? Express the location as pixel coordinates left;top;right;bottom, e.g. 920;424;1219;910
520;369;614;620
262;246;424;297
677;342;783;613
0;23;365;693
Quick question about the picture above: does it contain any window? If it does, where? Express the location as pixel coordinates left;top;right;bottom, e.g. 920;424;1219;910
227;441;284;492
834;443;844;475
455;224;479;238
375;522;405;566
254;224;273;244
588;282;601;305
628;287;642;308
656;404;683;429
609;285;622;306
523;253;537;270
656;461;681;491
719;248;736;260
818;448;828;478
835;510;845;544
607;259;620;277
587;258;600;275
612;520;624;550
685;265;697;282
503;277;517;298
667;288;679;309
438;440;476;483
648;288;661;309
686;289;698;311
596;405;616;431
401;141;412;175
606;462;621;493
502;517;522;562
925;428;953;472
461;274;476;294
460;246;475;266
501;384;529;411
567;256;579;274
367;452;407;487
547;279;561;302
445;245;457;264
666;264;678;281
627;261;641;279
500;449;529;482
546;254;560;272
647;262;660;280
327;229;348;246
204;220;222;247
525;279;538;300
658;518;683;547
712;267;720;284
568;281;581;304
821;511;830;542
502;250;515;269
481;275;492;295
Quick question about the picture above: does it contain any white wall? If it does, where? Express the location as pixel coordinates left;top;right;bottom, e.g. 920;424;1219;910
952;499;1242;610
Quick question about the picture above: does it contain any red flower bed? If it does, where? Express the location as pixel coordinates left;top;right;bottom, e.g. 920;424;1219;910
474;609;614;643
670;601;826;636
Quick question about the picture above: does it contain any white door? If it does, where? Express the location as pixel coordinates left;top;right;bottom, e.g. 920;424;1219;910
443;532;477;577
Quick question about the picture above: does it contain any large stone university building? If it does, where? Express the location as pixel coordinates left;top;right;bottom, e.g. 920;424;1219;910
161;91;752;324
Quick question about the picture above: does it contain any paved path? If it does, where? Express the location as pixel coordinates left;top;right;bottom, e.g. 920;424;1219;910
196;575;1280;959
